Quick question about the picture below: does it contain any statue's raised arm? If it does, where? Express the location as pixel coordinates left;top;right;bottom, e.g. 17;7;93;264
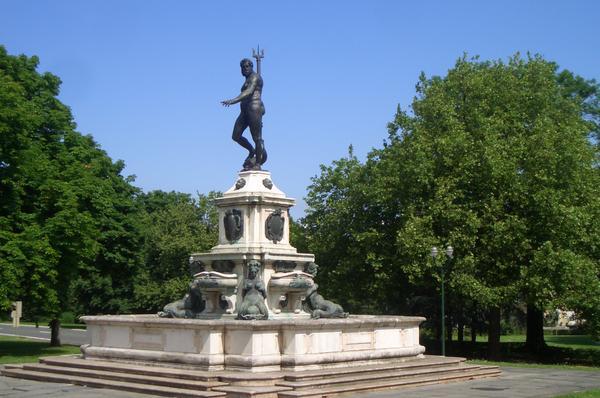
221;53;267;171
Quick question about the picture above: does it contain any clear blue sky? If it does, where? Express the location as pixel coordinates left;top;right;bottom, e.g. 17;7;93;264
2;1;599;217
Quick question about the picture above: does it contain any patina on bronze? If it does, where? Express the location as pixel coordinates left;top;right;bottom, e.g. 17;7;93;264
222;47;267;171
303;263;348;319
237;260;268;320
224;209;243;243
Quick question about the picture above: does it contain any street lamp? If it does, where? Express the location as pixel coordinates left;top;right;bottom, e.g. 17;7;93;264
431;245;453;356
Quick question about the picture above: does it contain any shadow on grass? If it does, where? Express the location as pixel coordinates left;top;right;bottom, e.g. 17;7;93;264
0;336;80;364
423;338;600;367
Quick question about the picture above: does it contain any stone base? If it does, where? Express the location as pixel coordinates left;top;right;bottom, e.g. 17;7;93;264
80;314;426;372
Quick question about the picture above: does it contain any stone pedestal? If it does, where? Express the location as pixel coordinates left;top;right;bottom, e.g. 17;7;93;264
190;170;316;319
80;315;426;372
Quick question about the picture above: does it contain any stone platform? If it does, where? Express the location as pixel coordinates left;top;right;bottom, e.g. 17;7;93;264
1;354;501;398
79;314;426;372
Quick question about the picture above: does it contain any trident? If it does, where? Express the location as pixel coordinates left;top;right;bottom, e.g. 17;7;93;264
252;45;264;76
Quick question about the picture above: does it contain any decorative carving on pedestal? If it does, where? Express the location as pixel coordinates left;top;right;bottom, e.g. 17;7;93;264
235;178;246;190
237;260;268;320
189;259;205;276
265;209;285;243
268;268;315;315
262;178;273;189
224;209;243;243
194;270;238;315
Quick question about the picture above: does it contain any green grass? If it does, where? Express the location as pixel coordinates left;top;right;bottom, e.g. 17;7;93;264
1;321;86;330
423;333;600;367
545;335;600;351
554;389;600;398
467;359;600;372
0;335;80;364
471;334;600;350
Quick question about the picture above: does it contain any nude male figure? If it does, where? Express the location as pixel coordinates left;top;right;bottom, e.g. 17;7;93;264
221;58;267;170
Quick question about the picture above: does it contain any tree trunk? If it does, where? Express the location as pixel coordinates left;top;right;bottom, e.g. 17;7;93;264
49;318;61;346
470;322;477;344
457;322;464;342
525;304;546;354
487;307;501;360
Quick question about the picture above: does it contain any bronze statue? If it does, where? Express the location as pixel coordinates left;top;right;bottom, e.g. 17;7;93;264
222;48;267;171
158;279;205;318
303;263;348;319
237;260;269;320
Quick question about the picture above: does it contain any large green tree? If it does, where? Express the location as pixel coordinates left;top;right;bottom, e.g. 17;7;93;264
132;190;219;313
0;46;142;338
302;54;600;357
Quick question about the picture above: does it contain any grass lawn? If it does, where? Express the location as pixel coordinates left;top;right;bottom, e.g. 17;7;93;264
0;335;80;364
467;359;600;372
472;334;600;350
1;321;86;330
554;389;600;397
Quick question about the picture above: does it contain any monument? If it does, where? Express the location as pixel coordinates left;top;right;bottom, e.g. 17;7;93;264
78;48;426;372
2;49;500;397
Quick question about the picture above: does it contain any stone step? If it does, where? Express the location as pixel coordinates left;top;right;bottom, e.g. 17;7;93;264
40;356;220;381
282;355;465;382
277;366;502;398
213;385;293;398
1;367;227;397
21;363;227;391
276;363;483;389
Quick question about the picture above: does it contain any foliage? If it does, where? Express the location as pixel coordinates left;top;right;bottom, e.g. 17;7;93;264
0;46;222;321
132;191;219;313
301;54;600;342
0;46;142;319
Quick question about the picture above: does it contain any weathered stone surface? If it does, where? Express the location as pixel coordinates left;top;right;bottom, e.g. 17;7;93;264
80;315;426;372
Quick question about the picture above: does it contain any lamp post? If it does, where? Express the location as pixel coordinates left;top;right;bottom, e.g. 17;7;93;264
431;245;453;356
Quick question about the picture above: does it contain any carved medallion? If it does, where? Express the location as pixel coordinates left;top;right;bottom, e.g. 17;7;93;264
265;209;285;243
235;178;246;190
262;178;273;189
188;259;205;276
224;209;243;243
212;260;236;273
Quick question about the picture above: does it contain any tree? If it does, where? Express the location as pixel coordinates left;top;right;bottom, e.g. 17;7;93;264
302;54;600;357
0;46;143;341
132;190;219;313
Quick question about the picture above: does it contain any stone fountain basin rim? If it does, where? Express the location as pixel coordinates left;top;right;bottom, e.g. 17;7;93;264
80;314;425;329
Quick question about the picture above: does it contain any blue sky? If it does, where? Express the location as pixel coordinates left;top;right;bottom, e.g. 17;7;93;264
2;1;599;217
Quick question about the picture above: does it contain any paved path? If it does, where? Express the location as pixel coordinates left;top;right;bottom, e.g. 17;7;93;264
0;366;599;397
358;367;600;397
0;324;88;346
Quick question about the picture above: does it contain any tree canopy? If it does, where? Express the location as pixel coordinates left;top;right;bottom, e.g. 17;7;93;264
0;46;144;319
302;54;600;350
0;46;219;323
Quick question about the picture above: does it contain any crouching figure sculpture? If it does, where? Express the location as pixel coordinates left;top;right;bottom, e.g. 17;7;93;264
237;260;269;320
303;262;348;319
158;279;205;318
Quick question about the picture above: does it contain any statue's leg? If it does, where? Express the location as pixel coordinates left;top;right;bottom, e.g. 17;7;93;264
248;111;265;166
232;114;254;157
